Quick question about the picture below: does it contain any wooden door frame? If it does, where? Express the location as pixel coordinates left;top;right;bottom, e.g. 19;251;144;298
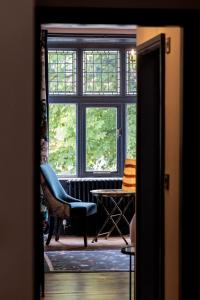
136;33;165;300
35;7;200;300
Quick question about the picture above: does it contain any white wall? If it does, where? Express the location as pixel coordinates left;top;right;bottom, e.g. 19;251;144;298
137;27;182;300
0;0;34;299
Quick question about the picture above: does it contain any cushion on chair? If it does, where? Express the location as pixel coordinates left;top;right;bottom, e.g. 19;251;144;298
70;202;97;217
40;163;80;203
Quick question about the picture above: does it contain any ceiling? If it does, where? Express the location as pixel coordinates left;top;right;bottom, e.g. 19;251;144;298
41;23;137;34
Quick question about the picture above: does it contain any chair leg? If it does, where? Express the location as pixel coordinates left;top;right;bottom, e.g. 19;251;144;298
41;271;45;297
55;217;62;241
40;253;45;297
46;216;55;246
83;216;88;247
40;213;45;297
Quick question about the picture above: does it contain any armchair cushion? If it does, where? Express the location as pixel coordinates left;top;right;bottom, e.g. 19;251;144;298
70;202;97;217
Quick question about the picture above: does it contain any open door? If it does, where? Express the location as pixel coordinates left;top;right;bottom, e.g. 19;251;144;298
136;34;165;300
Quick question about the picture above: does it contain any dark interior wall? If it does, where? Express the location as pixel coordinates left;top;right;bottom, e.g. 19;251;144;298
36;0;200;9
0;1;200;300
198;22;200;300
0;0;34;300
36;4;200;300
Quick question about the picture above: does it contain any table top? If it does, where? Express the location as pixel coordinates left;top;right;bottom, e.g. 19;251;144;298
90;189;135;197
121;246;135;255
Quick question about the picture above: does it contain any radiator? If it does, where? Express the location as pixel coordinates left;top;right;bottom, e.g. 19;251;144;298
60;178;135;235
61;177;122;202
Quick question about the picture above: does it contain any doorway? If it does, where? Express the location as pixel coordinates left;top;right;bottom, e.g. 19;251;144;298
40;23;137;282
36;9;184;300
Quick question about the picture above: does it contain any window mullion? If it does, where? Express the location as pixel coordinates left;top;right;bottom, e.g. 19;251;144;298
121;104;126;171
118;104;126;176
77;49;83;96
77;104;84;177
77;49;84;177
82;105;87;177
120;49;126;96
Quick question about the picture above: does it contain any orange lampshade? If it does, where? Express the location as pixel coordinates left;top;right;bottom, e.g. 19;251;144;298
122;159;136;192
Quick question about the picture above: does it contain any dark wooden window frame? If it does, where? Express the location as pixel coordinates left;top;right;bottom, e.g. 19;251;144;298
47;34;137;178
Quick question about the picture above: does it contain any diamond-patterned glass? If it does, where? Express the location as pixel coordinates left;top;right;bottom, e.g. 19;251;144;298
48;50;76;95
83;50;120;95
126;50;137;95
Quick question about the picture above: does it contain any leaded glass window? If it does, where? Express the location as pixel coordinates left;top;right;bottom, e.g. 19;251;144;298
126;50;137;95
83;50;120;95
48;50;77;95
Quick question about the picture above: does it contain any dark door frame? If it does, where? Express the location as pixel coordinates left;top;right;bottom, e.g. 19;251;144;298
35;7;200;300
136;33;165;300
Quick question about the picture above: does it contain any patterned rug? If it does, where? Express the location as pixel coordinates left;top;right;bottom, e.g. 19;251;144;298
44;250;134;272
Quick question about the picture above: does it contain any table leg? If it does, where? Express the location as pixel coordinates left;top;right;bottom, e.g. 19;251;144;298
92;198;122;243
109;217;129;244
105;196;133;243
92;193;134;245
91;204;112;243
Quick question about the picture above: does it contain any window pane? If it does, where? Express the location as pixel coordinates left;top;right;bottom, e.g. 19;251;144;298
86;107;117;172
126;50;137;95
126;104;137;159
48;50;77;95
83;50;120;95
49;104;76;175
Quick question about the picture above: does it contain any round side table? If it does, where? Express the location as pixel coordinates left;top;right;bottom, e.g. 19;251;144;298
121;246;135;300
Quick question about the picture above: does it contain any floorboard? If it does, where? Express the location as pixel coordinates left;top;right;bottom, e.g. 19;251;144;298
42;272;133;300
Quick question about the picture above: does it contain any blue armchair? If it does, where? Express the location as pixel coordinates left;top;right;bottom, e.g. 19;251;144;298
40;163;97;247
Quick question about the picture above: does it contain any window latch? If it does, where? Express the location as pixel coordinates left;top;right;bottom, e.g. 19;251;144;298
117;128;122;138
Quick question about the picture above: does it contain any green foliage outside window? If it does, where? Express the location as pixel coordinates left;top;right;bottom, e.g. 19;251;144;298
127;104;137;159
49;104;76;175
48;104;136;175
86;107;117;172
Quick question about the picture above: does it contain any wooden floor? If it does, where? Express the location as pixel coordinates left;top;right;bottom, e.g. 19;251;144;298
42;272;134;300
42;235;134;299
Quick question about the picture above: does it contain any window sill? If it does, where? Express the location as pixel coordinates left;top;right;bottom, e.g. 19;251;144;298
59;177;122;181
